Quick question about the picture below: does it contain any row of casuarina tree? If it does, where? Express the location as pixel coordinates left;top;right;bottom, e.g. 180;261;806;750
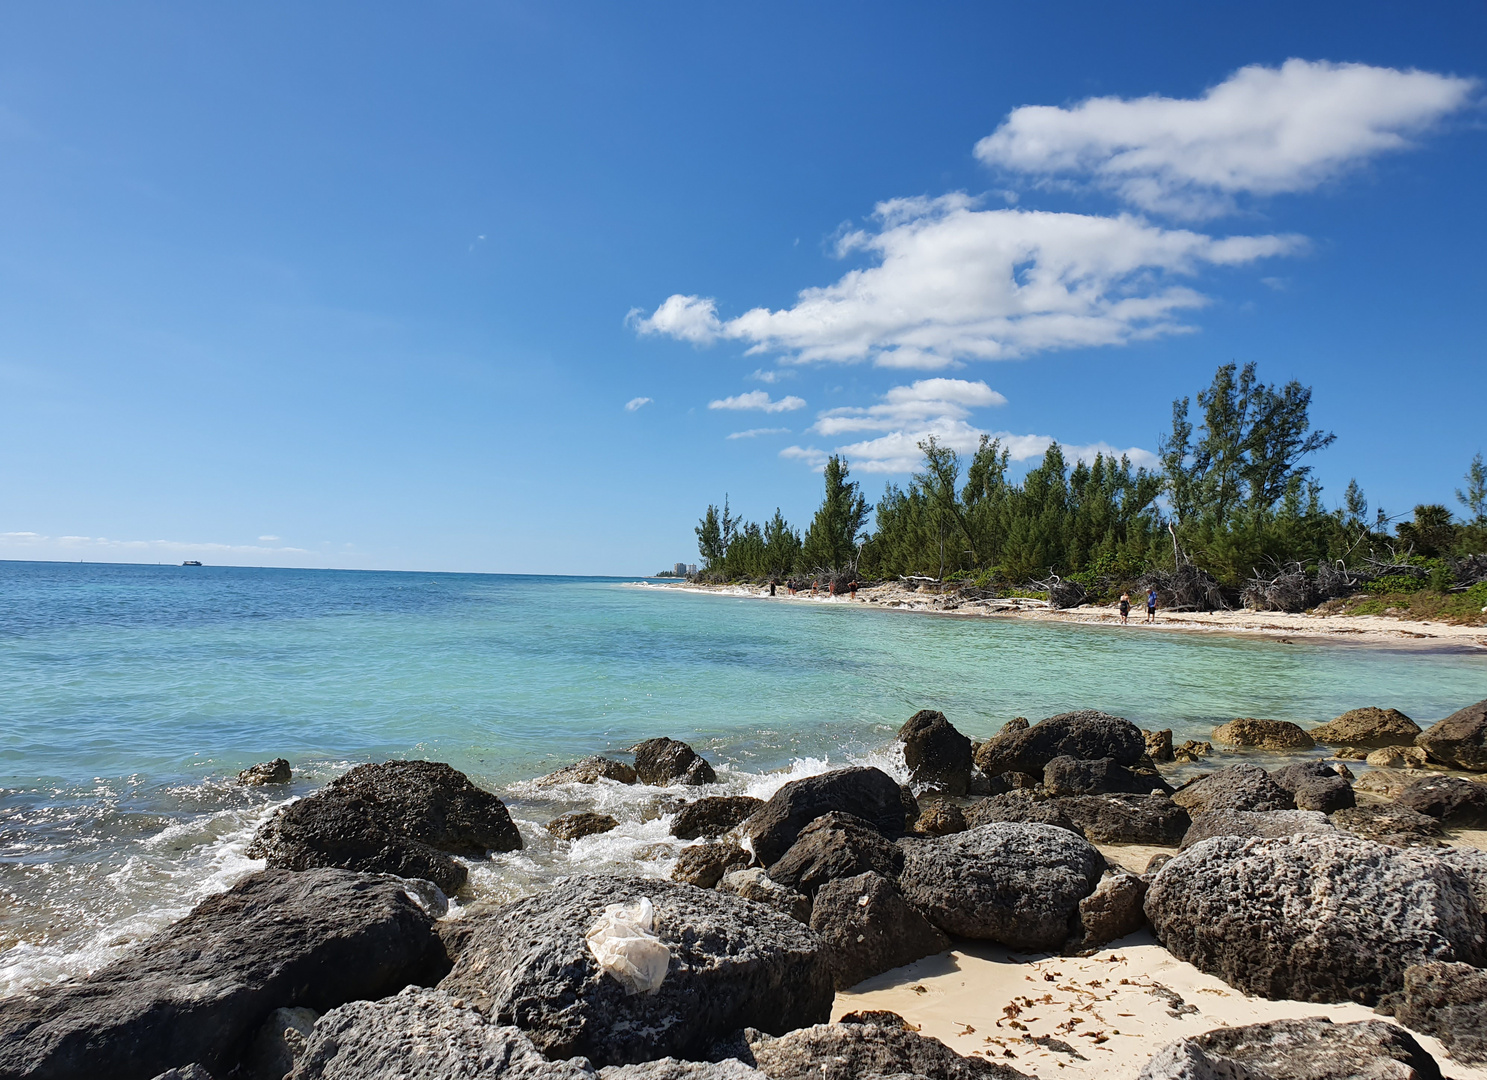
693;362;1487;612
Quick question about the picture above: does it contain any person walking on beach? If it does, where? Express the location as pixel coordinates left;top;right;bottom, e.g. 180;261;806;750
1119;592;1131;624
1146;586;1158;623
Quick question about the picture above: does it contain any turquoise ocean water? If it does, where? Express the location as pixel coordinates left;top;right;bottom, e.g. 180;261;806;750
2;560;1485;993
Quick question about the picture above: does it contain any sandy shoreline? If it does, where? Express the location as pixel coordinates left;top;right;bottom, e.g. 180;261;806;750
646;580;1487;651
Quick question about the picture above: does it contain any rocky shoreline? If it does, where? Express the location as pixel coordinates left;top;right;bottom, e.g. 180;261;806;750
2;704;1487;1079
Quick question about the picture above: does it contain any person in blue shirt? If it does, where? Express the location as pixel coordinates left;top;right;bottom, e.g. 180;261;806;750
1146;586;1158;623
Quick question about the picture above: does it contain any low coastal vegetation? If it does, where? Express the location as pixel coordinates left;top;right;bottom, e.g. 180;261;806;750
693;362;1487;622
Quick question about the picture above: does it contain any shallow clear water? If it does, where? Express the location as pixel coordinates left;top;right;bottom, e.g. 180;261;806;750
2;560;1485;994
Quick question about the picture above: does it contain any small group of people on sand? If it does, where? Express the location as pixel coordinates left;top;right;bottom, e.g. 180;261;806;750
1119;586;1159;625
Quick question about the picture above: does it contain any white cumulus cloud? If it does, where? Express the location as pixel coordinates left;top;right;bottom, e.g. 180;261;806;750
708;390;806;413
625;396;653;411
638;195;1299;369
975;59;1477;218
727;427;791;439
813;378;1006;436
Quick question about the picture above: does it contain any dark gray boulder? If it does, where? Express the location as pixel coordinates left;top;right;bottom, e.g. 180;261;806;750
962;793;1076;833
1179;809;1335;851
767;813;904;897
241;1006;317;1080
1309;707;1421;749
601;1061;760;1078
745;1022;1027;1080
1331;803;1444;847
150;1068;217;1080
1415;699;1487;771
672;841;750;889
1137;1017;1440;1080
288;987;596;1079
1042;755;1172;797
1269;761;1355;814
1071;871;1148;950
964;793;1189;846
1380;961;1487;1066
1435;847;1487;911
547;812;621;840
809;871;949;989
538;756;639;786
672;796;764;840
973;710;1145;777
1145;834;1486;1003
247;760;522;895
0;869;448;1080
437;875;832;1065
239;758;292;785
633;738;717;786
1395;775;1487;827
897;710;973;796
1170;765;1295;814
744;768;908;867
898;823;1104;949
717;869;812;924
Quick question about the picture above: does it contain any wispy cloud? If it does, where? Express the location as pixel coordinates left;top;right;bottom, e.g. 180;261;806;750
0;532;311;556
258;534;281;541
727;427;791;439
975;59;1477;218
708;390;806;413
813;378;1005;436
625;396;653;411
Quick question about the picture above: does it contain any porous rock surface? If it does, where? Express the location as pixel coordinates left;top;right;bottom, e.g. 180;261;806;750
1415;698;1487;771
239;758;292;785
288;987;595;1080
1072;871;1148;950
547;811;620;841
671;841;751;889
912;801;967;836
1381;961;1487;1066
897;710;973;796
1269;761;1354;814
0;869;448;1080
744;767;908;867
1395;775;1487;827
1170;765;1295;814
965;792;1190;845
247;760;522;894
973;710;1145;777
601;1060;761;1078
1330;803;1444;847
898;822;1104;949
1042;755;1172;797
1144;833;1486;1003
538;756;639;786
242;1006;318;1080
745;1021;1027;1080
632;738;717;786
767;812;903;897
1179;809;1336;851
717;869;812;924
438;875;832;1065
671;796;763;840
1137;1017;1441;1080
1309;707;1420;749
1211;718;1314;752
809;871;948;989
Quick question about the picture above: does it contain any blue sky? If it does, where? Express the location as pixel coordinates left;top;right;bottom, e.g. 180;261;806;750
0;2;1482;573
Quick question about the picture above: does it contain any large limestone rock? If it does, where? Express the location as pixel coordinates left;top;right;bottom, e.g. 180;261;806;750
973;710;1145;777
1269;761;1354;814
1309;708;1421;749
1415;699;1487;771
897;710;973;796
238;758;292;785
912;800;968;836
601;1062;759;1078
632;738;717;786
1145;834;1486;1003
1381;961;1487;1066
1042;755;1172;797
1330;803;1444;847
717;869;812;924
743;768;908;867
898;823;1104;949
288;987;595;1079
438;875;832;1065
1211;718;1314;752
965;792;1190;845
1171;765;1295;814
672;796;763;840
745;1021;1027;1080
1137;1017;1441;1080
538;756;639;786
0;869;448;1080
671;841;750;889
1072;871;1148;950
1179;809;1335;851
547;812;620;840
809;871;948;989
766;812;903;898
247;760;522;895
1395;775;1487;827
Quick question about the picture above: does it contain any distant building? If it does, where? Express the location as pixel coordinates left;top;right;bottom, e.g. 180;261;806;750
687;564;697;575
673;562;687;576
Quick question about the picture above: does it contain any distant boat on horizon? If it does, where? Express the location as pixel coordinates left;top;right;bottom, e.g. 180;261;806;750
182;560;203;567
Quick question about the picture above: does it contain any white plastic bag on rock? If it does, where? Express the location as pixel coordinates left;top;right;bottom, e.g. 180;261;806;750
584;897;671;995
